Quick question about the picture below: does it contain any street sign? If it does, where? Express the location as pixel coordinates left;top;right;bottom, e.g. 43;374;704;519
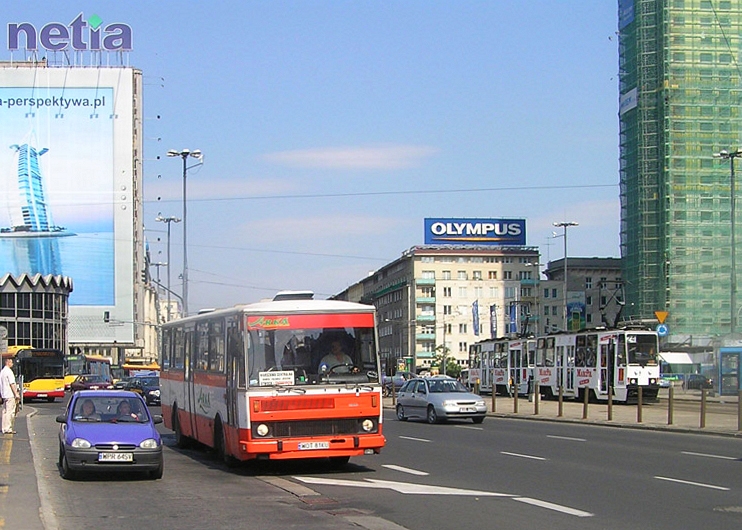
656;324;669;337
654;311;669;324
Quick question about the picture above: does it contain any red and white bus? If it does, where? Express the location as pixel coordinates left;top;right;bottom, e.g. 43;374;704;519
160;291;386;467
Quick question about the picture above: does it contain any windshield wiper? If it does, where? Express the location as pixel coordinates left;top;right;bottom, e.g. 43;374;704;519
273;385;306;394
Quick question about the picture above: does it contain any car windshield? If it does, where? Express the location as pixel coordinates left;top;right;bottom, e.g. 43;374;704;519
428;379;468;393
72;397;149;423
81;374;107;383
136;377;159;386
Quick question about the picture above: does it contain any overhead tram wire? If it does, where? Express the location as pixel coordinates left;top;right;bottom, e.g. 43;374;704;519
144;182;618;206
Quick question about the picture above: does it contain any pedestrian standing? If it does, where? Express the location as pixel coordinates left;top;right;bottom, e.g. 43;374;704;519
1;357;20;434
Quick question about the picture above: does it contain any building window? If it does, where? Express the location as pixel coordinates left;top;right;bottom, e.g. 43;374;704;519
443;287;452;297
442;270;451;280
504;271;512;280
458;287;467;297
443;305;452;315
459;323;467;334
422;270;435;279
585;277;592;289
459;342;468;353
586;296;592;306
473;271;482;280
458;271;468;280
552;288;558;298
488;271;498;279
474;286;483;298
543;289;549;298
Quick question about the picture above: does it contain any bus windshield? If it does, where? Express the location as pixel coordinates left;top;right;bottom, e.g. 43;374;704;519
247;326;378;386
626;334;659;365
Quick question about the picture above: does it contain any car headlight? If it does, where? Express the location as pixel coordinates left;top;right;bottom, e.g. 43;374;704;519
475;400;486;407
148;389;160;397
71;438;91;448
140;438;160;449
442;400;457;407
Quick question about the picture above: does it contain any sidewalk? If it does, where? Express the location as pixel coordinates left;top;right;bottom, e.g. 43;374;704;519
0;407;45;530
385;387;742;437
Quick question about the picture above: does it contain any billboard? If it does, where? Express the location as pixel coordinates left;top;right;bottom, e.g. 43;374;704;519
424;218;526;246
0;65;137;343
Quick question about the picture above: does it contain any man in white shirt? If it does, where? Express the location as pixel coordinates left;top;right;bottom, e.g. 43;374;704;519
1;357;20;435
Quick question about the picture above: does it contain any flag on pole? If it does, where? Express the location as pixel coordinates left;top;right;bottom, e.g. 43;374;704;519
472;300;480;336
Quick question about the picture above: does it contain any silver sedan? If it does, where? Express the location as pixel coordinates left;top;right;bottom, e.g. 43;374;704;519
395;376;487;424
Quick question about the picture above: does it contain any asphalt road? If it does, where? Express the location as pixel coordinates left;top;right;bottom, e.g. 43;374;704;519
16;399;742;530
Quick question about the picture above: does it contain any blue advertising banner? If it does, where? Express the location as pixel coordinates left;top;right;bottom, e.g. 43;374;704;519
424;218;526;246
472;300;479;336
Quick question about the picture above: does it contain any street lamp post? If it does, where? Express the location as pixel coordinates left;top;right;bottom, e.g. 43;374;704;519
714;148;742;334
167;149;202;317
155;215;181;321
553;221;579;331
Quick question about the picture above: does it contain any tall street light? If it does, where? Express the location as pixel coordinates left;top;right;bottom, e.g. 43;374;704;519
553;221;579;331
714;148;742;334
155;214;181;321
167;149;202;317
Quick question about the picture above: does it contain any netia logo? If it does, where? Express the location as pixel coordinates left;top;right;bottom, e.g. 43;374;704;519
7;13;133;52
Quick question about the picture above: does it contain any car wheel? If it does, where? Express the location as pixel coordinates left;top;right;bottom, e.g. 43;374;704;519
58;443;64;467
61;451;76;480
383;386;390;398
472;416;484;424
396;404;407;421
149;459;164;480
426;406;439;424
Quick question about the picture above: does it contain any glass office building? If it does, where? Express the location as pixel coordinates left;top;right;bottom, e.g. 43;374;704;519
619;0;742;338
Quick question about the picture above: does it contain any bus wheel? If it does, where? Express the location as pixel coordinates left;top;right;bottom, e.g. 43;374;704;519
173;407;191;449
214;418;238;468
47;397;55;403
329;456;350;469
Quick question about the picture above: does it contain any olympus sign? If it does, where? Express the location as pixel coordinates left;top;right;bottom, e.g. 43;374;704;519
7;13;132;52
424;218;526;246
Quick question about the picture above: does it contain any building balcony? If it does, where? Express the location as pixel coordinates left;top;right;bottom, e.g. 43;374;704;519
416;297;435;304
416;333;436;341
416;278;436;286
519;279;537;286
416;314;435;322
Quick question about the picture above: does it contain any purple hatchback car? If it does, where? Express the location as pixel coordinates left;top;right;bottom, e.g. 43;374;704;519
56;390;164;479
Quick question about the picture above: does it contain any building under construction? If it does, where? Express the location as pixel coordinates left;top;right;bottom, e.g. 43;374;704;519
619;0;742;341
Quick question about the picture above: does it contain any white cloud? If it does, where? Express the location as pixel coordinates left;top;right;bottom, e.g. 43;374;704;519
262;145;438;170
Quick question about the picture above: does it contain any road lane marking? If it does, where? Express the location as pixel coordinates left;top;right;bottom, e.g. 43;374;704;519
681;451;738;461
514;497;593;517
547;435;586;442
294;476;592;518
501;451;546;461
455;425;484;431
655;476;730;491
398;435;431;443
383;464;429;476
294;476;512;496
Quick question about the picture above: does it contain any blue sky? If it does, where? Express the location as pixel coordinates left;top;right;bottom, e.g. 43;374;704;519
2;1;622;311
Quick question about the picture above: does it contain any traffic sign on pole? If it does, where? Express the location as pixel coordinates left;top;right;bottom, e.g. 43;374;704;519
654;311;669;324
656;324;669;337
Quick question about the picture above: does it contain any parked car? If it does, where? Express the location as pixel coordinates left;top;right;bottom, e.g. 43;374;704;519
685;374;713;390
127;376;161;405
69;374;113;393
382;371;417;397
56;390;163;480
395;375;487;424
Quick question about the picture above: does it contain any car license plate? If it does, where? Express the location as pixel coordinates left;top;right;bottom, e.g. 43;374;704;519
98;452;133;462
298;441;330;450
460;407;475;413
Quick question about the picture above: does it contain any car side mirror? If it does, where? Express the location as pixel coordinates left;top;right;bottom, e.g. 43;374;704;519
55;414;66;423
152;414;163;424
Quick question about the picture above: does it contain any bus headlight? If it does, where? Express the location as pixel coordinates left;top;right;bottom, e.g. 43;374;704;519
361;419;375;432
256;424;269;437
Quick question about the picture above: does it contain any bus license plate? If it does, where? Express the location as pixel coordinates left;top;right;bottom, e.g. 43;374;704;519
298;441;330;450
37;394;47;398
98;452;133;462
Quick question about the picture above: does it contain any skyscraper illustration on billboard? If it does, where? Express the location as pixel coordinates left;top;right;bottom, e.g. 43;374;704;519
1;132;74;238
